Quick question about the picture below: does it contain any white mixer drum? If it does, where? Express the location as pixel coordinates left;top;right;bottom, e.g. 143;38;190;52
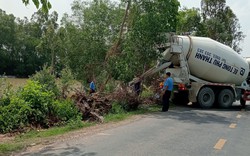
175;36;249;85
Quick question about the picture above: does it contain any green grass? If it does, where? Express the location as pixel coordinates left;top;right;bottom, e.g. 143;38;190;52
16;122;93;140
104;104;161;122
140;89;154;98
0;143;24;155
104;113;130;122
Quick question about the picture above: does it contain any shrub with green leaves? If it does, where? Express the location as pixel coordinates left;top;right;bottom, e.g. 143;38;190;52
0;97;10;107
0;97;30;133
0;78;13;107
0;80;81;133
52;99;81;122
31;65;60;96
110;101;125;114
20;80;55;127
141;89;154;98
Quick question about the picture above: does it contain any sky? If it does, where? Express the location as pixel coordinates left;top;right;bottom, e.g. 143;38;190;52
0;0;249;57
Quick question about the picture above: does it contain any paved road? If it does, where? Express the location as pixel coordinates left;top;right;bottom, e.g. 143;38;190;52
20;103;250;156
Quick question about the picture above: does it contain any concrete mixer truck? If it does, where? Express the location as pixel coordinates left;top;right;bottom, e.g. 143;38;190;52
131;35;250;108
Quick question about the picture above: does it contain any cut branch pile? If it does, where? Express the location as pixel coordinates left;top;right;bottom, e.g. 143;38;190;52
148;77;164;104
148;77;164;93
70;80;161;123
111;83;141;111
71;91;112;123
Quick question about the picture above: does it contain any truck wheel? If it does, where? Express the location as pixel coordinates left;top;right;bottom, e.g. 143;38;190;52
198;87;215;108
218;89;234;108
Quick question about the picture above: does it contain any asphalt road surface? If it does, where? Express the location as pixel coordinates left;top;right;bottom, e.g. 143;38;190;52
20;103;250;156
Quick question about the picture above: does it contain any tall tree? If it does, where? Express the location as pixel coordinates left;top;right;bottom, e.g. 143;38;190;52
201;0;245;52
108;0;180;82
36;11;61;74
0;9;16;75
0;9;60;77
13;17;43;76
60;0;124;81
176;7;203;35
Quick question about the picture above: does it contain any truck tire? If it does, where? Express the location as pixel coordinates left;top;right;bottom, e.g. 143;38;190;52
197;87;215;108
218;89;234;108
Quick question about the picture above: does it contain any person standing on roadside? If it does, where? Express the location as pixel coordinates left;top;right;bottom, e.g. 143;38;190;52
87;78;96;94
161;72;173;112
134;76;141;96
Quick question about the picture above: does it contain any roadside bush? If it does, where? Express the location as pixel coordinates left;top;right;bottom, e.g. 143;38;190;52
0;80;82;133
110;101;125;114
120;100;140;111
20;80;55;127
31;65;60;96
52;99;81;122
66;116;84;130
104;79;119;93
0;97;30;133
0;78;13;107
0;97;10;107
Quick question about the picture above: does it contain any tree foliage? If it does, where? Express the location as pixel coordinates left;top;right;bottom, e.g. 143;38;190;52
22;0;52;13
177;7;202;35
177;0;245;53
108;0;180;82
1;0;245;79
2;0;180;82
60;0;124;81
0;9;16;75
0;9;61;77
58;0;180;83
0;9;43;76
201;0;245;52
